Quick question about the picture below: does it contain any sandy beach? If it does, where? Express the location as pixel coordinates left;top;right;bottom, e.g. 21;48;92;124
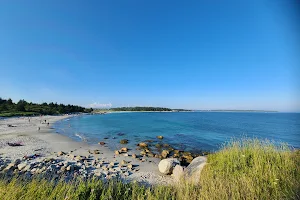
0;115;173;185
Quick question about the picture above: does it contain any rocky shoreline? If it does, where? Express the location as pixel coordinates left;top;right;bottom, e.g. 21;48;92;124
0;115;207;185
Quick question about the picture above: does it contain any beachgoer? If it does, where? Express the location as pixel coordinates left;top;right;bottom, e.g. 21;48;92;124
38;127;40;131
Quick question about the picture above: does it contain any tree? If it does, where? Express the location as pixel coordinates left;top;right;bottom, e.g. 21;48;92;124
7;98;13;105
0;97;92;115
16;100;26;112
0;104;8;112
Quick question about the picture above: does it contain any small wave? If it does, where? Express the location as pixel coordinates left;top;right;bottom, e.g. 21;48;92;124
75;133;87;142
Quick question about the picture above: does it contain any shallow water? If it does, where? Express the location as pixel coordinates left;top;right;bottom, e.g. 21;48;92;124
53;112;300;152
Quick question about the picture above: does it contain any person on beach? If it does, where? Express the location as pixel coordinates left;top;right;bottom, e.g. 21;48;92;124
38;127;40;131
47;122;50;126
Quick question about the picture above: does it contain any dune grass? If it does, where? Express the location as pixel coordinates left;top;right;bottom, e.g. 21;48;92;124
0;139;299;200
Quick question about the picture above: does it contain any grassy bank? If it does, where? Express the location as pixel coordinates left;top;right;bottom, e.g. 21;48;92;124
0;139;299;200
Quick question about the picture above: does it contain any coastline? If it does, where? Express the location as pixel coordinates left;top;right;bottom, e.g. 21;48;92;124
0;115;173;185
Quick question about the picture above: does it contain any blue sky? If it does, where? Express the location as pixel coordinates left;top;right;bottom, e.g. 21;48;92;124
0;0;299;111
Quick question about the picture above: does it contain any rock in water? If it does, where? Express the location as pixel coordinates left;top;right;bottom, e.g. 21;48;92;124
161;150;169;158
173;165;184;181
158;158;180;175
184;156;207;183
138;142;148;148
157;136;164;139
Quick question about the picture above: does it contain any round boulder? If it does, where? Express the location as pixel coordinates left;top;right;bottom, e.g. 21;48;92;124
158;158;180;175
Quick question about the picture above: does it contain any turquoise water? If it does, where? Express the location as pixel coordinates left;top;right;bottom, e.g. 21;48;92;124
53;112;300;152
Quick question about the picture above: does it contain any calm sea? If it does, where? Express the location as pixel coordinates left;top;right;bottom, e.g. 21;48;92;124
53;112;300;152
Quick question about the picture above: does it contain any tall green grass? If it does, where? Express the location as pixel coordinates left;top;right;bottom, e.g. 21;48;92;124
0;139;299;200
199;139;300;199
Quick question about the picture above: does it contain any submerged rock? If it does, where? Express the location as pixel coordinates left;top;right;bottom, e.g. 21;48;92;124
158;158;180;175
120;139;129;144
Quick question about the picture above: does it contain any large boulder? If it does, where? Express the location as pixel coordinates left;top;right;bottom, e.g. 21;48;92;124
184;156;207;183
172;165;184;181
158;158;180;175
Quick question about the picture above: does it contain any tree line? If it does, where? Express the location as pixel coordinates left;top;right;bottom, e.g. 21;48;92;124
0;98;93;116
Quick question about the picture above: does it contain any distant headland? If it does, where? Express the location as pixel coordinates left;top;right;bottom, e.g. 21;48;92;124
94;107;192;112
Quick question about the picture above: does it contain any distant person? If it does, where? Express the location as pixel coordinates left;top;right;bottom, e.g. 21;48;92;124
47;122;50;127
38;127;40;131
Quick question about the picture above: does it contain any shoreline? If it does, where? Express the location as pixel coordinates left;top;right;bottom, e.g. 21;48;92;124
0;115;173;185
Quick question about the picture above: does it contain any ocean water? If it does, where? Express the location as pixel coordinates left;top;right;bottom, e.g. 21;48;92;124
53;112;300;152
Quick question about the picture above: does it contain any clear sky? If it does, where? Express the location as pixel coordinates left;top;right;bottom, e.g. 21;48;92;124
0;0;299;111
